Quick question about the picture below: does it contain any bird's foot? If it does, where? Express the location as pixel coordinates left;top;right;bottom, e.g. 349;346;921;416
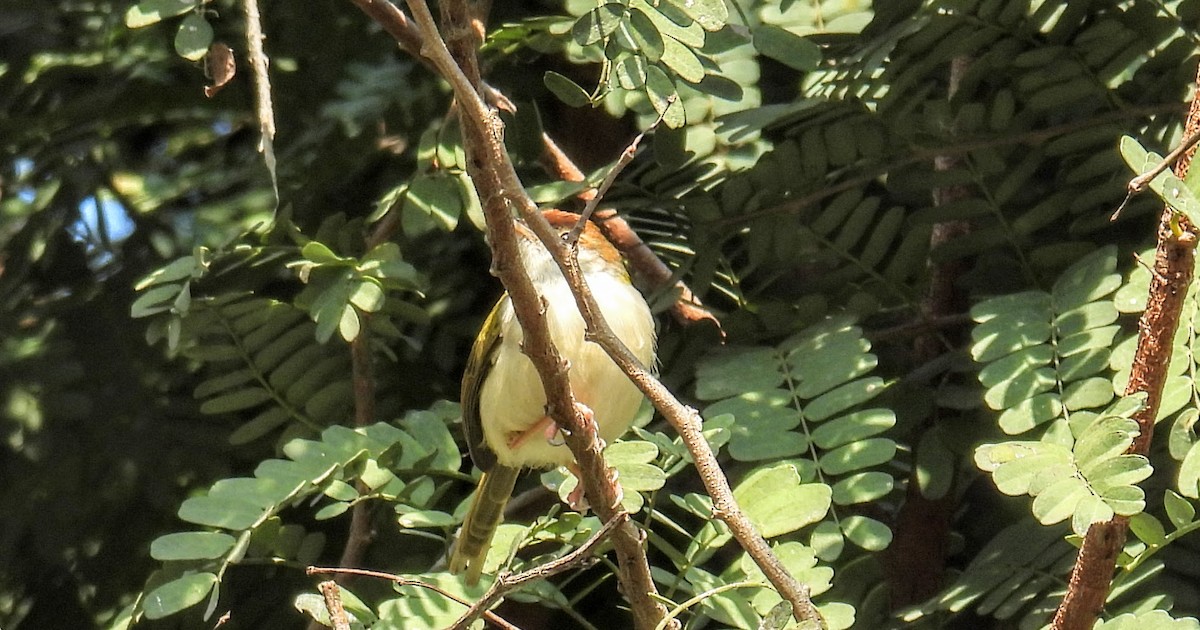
505;403;598;450
565;463;622;512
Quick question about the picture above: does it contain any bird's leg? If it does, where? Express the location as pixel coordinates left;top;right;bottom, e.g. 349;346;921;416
506;415;555;450
505;402;596;450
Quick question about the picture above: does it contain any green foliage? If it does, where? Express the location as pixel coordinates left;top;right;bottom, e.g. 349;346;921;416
975;397;1152;535
13;0;1200;629
116;412;459;626
970;246;1124;436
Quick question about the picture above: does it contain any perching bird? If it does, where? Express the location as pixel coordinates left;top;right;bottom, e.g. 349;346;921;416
449;209;656;584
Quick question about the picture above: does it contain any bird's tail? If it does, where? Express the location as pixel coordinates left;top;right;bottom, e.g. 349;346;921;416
449;465;520;585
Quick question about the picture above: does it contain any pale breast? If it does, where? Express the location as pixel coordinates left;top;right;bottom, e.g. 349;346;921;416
478;274;654;469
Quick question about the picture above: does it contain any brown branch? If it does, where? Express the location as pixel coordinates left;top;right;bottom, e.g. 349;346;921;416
305;306;379;630
540;133;597;201
400;2;673;628
402;0;821;624
241;0;277;201
886;55;973;610
317;581;352;630
307;566;520;630
1051;63;1200;630
448;514;626;630
346;0;424;59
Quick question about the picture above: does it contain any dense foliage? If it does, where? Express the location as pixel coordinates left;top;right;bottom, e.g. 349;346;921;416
4;0;1200;628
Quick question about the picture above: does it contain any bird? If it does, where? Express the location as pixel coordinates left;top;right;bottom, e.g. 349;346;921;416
449;209;656;585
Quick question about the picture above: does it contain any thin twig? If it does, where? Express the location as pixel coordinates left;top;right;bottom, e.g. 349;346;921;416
448;514;626;630
1112;127;1200;221
307;566;520;630
317;581;352;630
568;104;670;244
1128;127;1200;194
241;0;277;204
539;137;724;333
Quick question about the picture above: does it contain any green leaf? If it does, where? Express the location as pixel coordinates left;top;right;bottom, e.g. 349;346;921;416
997;393;1062;434
1070;494;1114;534
1129;512;1167;546
840;515;891;550
1074;416;1137;465
809;409;895;449
1178;441;1200;498
972;319;1052;364
178;496;264;530
671;0;727;31
150;532;237;560
125;0;196;28
1119;136;1200;226
804;378;887;422
1164;489;1195;529
302;241;348;265
916;428;955;499
818;437;896;475
230;407;293;445
1096;610;1200;629
660;36;704;83
644;65;685;128
627;8;665;61
1051;245;1120;310
810;520;843;561
831;471;893;505
733;463;831;538
397;509;457;528
315;502;350;520
131;284;183;318
199;388;272;415
572;3;626;45
1031;476;1088;525
751;25;821;72
402;175;463;234
695;347;782;400
1061;377;1114;411
174;14;213;61
349;279;384;313
143;573;218;619
194;368;257;399
615;55;649;89
544;71;591;107
135;254;201;289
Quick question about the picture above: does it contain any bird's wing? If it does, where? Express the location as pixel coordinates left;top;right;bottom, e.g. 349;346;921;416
460;294;507;472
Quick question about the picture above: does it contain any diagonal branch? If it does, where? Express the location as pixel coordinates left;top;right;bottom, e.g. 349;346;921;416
448;514;626;630
401;1;672;628
400;0;821;626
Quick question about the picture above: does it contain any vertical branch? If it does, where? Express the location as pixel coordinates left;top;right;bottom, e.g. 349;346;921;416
318;581;352;630
1051;63;1200;630
886;55;972;609
241;0;278;202
306;320;378;630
